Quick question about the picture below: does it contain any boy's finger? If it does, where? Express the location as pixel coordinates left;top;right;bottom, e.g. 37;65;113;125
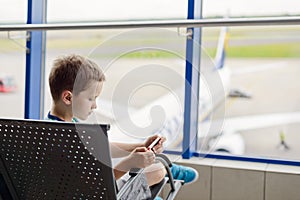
135;147;148;152
160;136;166;143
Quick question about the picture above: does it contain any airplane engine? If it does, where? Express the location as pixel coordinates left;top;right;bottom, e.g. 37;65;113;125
208;132;245;155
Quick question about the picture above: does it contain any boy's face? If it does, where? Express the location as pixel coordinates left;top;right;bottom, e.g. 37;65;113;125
72;81;103;120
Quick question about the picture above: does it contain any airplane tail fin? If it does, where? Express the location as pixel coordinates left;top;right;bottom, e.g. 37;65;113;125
214;27;229;69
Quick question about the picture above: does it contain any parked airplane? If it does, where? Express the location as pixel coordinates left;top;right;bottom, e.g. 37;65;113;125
93;27;246;154
93;27;299;155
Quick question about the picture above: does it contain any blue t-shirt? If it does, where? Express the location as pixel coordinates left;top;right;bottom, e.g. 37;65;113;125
45;111;79;123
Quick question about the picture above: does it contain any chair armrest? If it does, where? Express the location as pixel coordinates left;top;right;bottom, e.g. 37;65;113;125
128;167;142;177
156;154;172;167
155;154;177;192
118;154;183;200
155;154;184;200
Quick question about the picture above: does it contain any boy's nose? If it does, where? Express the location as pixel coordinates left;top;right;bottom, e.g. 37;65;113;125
92;102;97;109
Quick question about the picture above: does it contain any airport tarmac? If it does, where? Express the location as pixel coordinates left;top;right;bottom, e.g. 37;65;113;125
0;52;300;161
224;58;300;160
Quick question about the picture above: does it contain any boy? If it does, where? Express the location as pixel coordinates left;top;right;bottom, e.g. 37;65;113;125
46;54;198;192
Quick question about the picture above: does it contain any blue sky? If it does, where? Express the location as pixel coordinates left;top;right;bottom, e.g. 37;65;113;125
0;0;300;23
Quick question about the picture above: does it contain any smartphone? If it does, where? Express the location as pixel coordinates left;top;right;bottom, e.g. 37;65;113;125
148;137;161;150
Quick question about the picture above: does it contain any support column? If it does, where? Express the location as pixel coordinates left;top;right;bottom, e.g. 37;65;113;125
182;0;203;158
25;0;47;119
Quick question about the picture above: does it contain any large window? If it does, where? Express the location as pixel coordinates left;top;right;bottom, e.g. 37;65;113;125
1;0;300;163
44;28;187;146
0;0;27;24
197;26;300;162
0;0;27;119
0;31;26;118
44;25;300;163
47;0;188;22
203;0;300;18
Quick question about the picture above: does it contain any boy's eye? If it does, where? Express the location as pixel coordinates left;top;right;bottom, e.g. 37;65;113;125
89;97;98;101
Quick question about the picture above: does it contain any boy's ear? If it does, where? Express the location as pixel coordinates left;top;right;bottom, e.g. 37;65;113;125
61;90;73;105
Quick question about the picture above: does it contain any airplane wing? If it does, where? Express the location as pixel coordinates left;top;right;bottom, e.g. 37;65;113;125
199;112;300;155
222;112;300;133
230;61;288;76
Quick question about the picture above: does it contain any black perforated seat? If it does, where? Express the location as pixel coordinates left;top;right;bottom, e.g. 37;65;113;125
0;119;115;200
0;118;183;200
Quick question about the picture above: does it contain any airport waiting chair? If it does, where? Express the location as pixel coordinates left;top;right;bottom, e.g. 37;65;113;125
0;118;183;200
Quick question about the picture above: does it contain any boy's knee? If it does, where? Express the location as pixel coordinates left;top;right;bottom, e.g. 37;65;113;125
152;167;167;184
158;167;167;179
145;167;166;186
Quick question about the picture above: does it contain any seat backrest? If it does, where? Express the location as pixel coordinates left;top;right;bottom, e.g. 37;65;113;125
0;118;117;200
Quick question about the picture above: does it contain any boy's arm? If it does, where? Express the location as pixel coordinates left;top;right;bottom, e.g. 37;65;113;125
113;147;155;180
110;142;144;158
113;161;130;180
110;135;166;158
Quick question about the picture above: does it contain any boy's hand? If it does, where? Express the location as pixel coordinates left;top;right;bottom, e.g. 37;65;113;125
127;147;155;168
144;135;166;154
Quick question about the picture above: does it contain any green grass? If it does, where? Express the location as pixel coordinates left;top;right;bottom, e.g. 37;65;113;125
2;38;300;58
47;38;101;49
0;39;26;51
117;50;181;59
206;43;300;58
228;43;300;58
90;49;184;59
1;28;300;58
